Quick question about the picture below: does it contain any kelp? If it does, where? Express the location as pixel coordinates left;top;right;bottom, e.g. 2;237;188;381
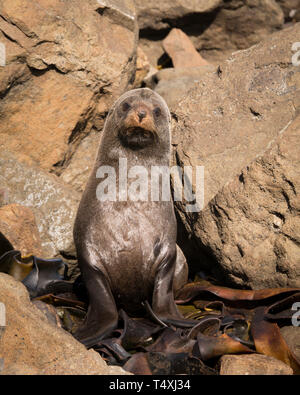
175;280;300;306
0;249;71;297
122;351;217;375
251;306;300;374
1;247;300;375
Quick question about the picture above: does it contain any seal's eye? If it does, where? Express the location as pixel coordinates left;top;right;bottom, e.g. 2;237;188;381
153;107;161;118
122;102;131;112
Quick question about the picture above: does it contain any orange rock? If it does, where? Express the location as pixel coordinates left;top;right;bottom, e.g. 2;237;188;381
0;273;131;375
162;28;209;69
0;71;94;170
0;204;44;257
0;0;138;172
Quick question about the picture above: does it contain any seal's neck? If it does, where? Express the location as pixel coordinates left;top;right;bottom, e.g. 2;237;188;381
97;137;170;169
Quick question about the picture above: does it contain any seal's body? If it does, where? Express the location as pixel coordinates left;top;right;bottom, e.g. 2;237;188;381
74;88;190;347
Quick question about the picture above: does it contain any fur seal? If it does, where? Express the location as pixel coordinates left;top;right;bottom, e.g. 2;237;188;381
73;88;192;347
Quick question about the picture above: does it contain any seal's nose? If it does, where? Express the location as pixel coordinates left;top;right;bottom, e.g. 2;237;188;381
138;110;147;123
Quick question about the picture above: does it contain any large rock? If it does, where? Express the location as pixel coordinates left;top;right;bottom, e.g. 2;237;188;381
162;28;209;69
171;23;300;288
0;0;138;172
195;116;300;288
0;151;80;258
220;354;293;375
195;0;284;63
0;273;129;375
138;0;284;66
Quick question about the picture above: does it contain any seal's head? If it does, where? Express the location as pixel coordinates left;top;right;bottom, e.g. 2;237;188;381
105;88;171;152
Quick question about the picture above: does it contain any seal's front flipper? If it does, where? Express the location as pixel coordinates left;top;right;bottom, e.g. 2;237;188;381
74;265;118;348
152;251;198;328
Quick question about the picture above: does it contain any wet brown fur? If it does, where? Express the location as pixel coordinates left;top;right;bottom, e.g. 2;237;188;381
73;88;191;347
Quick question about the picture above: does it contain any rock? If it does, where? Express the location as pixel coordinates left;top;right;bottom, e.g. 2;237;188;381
187;113;300;288
171;24;300;288
156;76;200;110
142;64;159;89
60;131;100;192
133;46;151;88
162;28;209;69
138;38;165;69
0;0;138;172
153;66;214;83
154;65;215;110
0;151;80;258
220;354;293;375
173;23;300;207
196;0;284;63
32;300;62;328
0;273;130;375
134;0;222;30
138;1;284;66
0;204;44;257
136;0;221;67
0;189;9;208
2;363;42;375
281;326;300;360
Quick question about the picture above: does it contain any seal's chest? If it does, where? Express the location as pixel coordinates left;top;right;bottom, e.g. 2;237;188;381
110;248;155;307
